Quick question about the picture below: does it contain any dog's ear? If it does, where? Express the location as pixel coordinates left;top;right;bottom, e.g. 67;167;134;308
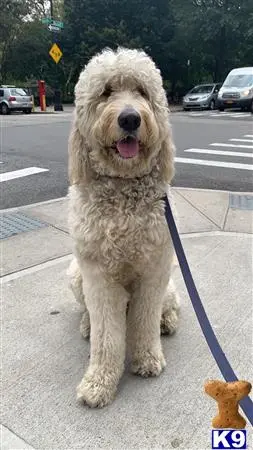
68;124;89;185
158;134;175;183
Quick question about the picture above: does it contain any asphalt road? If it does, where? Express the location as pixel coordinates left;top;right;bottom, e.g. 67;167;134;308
1;109;252;209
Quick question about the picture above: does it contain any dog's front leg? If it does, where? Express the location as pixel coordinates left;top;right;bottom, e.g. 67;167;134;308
128;268;168;377
77;268;129;408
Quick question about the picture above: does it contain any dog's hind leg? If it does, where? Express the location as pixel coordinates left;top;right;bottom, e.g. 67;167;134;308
79;309;90;339
67;258;90;338
68;257;85;304
161;279;180;336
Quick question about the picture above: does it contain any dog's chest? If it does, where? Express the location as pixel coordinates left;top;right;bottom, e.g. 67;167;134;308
69;186;169;273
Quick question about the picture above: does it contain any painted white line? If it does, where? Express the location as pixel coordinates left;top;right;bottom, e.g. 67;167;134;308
189;113;204;116
208;114;226;117
210;143;253;149
1;254;72;283
209;113;250;118
244;135;253;138
0;167;48;183
226;111;250;116
230;139;253;143
209;113;235;117
229;113;250;118
0;162;3;164
185;148;253;158
175;157;253;171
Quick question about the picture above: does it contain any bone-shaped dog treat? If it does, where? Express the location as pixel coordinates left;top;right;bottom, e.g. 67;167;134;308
204;380;252;429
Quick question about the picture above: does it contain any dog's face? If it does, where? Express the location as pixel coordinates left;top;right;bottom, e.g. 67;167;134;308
73;48;173;179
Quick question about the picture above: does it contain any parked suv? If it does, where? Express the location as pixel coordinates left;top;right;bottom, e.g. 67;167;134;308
183;83;222;110
0;85;33;114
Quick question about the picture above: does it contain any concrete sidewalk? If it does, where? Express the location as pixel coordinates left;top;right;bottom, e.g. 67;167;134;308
1;188;252;449
32;104;74;115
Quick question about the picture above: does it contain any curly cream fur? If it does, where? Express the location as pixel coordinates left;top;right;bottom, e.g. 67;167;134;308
68;48;180;408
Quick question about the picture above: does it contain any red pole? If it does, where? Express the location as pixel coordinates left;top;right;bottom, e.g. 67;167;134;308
38;80;46;112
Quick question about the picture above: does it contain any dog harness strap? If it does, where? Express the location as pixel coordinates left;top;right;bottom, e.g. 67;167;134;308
163;195;253;425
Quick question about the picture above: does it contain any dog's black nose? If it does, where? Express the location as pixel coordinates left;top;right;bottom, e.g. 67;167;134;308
118;108;141;132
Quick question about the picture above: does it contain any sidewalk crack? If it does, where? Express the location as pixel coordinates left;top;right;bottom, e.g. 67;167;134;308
175;190;223;230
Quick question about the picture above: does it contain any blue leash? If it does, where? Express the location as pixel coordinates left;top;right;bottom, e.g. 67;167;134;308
163;195;253;426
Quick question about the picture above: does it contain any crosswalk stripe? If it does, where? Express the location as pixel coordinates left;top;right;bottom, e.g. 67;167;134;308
211;143;253;149
245;135;253;138
0;167;49;182
208;113;250;118
184;148;253;158
175;157;253;171
184;111;252;119
230;138;253;143
228;113;250;117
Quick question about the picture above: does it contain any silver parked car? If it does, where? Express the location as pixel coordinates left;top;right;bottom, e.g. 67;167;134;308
183;83;222;111
0;85;33;115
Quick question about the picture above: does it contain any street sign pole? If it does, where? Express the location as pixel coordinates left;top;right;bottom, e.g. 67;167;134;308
49;0;63;111
50;0;53;19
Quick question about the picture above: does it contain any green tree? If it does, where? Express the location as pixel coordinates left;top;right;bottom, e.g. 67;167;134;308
186;0;253;81
1;0;252;100
62;0;176;87
0;0;30;81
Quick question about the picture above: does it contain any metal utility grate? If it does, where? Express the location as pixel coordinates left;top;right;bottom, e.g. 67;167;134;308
229;194;253;211
0;212;48;239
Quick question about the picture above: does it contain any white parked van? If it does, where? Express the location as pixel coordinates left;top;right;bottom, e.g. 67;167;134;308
217;67;253;112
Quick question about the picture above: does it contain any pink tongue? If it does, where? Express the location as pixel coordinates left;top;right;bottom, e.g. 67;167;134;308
116;139;139;158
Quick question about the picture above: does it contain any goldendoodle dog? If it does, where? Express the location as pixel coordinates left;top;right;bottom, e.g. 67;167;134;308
68;47;180;408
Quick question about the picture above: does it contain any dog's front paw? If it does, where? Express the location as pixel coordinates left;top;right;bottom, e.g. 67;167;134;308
76;371;116;408
131;350;166;377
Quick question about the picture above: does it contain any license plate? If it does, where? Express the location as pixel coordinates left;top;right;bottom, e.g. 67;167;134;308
226;100;234;104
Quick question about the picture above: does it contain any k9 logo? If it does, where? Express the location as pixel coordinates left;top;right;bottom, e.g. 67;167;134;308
212;430;247;449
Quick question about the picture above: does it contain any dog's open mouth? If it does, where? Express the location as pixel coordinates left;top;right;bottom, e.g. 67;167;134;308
115;136;139;159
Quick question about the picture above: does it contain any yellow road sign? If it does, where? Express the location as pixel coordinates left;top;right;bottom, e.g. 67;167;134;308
49;43;63;64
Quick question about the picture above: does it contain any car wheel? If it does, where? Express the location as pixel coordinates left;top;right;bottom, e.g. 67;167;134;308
250;100;253;114
218;106;224;112
24;109;32;114
210;100;215;110
1;103;10;115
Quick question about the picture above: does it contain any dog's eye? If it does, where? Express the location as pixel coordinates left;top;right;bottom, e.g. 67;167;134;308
137;87;148;99
102;86;112;97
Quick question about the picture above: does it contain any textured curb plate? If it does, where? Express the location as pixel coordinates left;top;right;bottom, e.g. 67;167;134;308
229;194;253;211
0;212;48;239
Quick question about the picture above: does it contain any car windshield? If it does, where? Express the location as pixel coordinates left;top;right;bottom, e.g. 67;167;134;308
189;85;213;94
10;88;27;96
223;74;253;88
